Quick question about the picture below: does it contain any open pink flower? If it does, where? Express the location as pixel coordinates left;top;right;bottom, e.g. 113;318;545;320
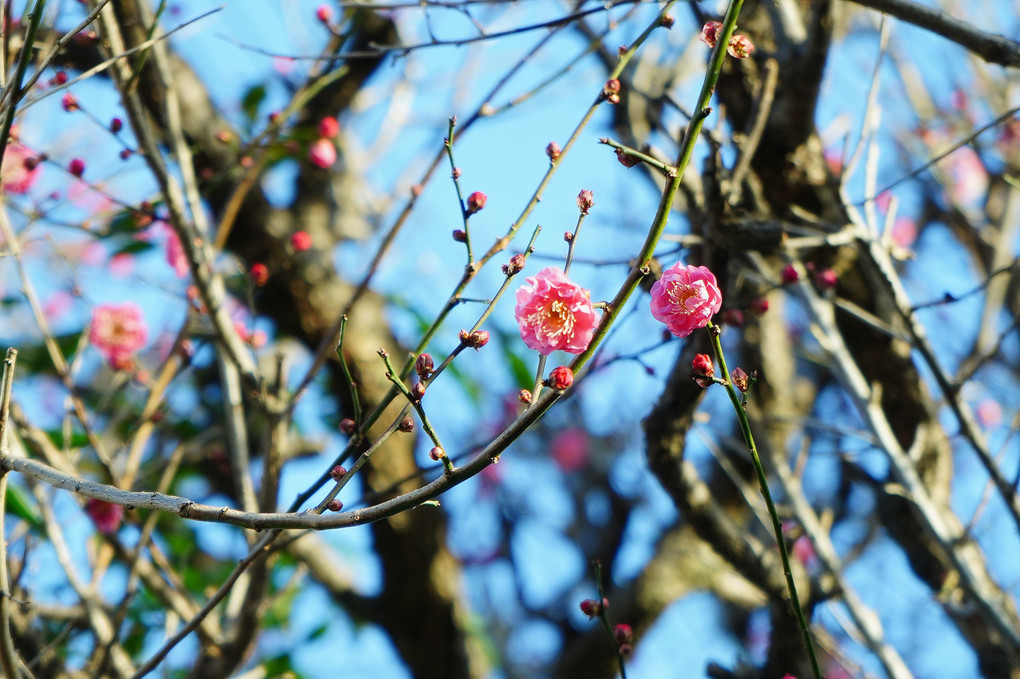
90;302;148;368
0;142;41;194
650;263;722;337
514;267;598;355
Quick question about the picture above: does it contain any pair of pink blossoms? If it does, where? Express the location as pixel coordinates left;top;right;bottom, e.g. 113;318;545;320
513;263;722;355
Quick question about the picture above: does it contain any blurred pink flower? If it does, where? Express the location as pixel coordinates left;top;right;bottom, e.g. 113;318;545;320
109;252;135;278
163;222;188;278
85;499;123;534
551;427;588;472
90;302;147;368
975;399;1002;428
947;146;987;206
43;291;73;319
649;263;722;338
891;216;917;248
0;142;41;194
308;138;336;168
514;267;598;355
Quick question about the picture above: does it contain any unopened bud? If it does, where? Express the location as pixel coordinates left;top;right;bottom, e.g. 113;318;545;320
659;14;675;29
579;599;602;618
412;381;426;401
781;263;799;283
614;624;633;645
469;330;489;349
814;268;838;289
328;499;343;512
576;189;594;215
518;389;532;404
503;253;525;276
546;141;561;161
339;418;356;434
415;353;434;379
399;416;415;433
429;446;445;461
732;367;750;393
563;231;574;242
451;166;461;180
691;353;715;388
547;366;574;390
721;309;744;327
615;148;640;168
749;297;769;315
330;465;347;481
452;229;467;242
466;191;487;214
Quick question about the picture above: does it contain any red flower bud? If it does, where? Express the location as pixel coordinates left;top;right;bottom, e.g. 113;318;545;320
749;297;769;315
546;141;561;161
429;446;445;461
412;381;426;401
721;309;744;327
330;465;347;481
659;14;675;29
452;229;467;242
469;330;489;349
339;418;356;434
110;117;123;133
290;230;312;252
691;354;714;388
781;263;799;283
814;268;838;289
328;499;343;512
62;92;79;112
250;262;269;286
579;599;602;618
317;116;340;138
614;623;633;644
518;389;532;404
399;416;415;433
466;191;487;214
316;5;331;23
548;366;574;390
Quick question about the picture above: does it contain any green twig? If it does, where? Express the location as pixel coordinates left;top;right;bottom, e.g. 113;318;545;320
705;322;822;679
334;315;362;432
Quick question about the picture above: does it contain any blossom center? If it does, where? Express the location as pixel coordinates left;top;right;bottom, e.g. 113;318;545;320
530;299;575;341
667;281;700;314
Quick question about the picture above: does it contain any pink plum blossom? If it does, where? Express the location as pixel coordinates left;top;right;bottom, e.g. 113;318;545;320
0;142;41;194
89;302;148;368
649;263;722;338
514;267;598;355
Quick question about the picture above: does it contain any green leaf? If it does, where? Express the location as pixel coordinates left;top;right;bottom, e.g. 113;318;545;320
4;483;44;533
241;83;267;124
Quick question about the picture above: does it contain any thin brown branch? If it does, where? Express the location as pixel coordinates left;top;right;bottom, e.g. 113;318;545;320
845;0;1020;67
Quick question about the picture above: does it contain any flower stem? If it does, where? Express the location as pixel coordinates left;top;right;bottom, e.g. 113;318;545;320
705;321;822;679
